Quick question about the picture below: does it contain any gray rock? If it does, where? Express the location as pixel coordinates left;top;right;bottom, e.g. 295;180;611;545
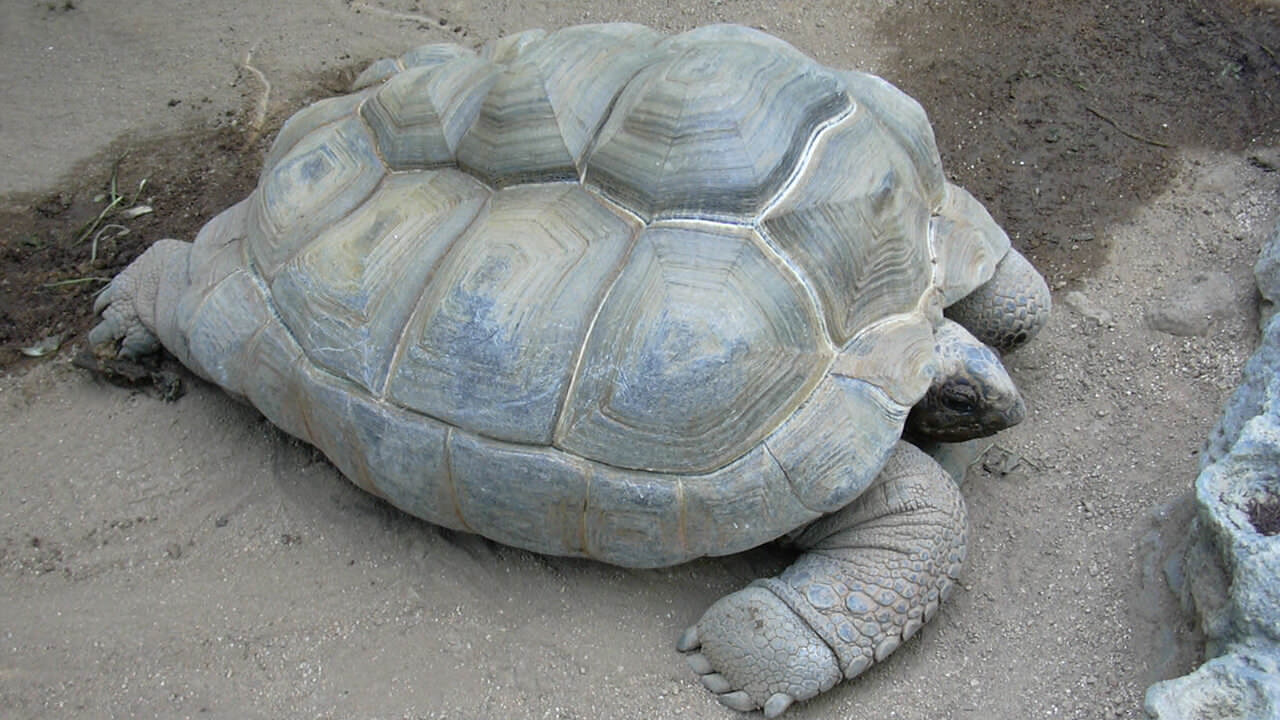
1145;271;1237;337
1145;227;1280;719
1256;222;1280;329
1203;311;1280;467
1145;654;1280;720
1063;290;1114;328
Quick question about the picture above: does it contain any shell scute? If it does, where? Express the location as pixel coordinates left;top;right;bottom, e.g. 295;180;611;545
449;431;590;556
763;374;908;512
360;56;499;171
455;24;662;187
840;71;946;208
248;114;385;279
386;184;639;445
269;170;491;392
556;223;829;473
583;32;852;221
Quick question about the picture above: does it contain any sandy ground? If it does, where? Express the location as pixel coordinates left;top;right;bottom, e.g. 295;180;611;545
2;1;1279;719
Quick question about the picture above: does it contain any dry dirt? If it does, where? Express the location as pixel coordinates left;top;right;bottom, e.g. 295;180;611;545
2;1;1279;719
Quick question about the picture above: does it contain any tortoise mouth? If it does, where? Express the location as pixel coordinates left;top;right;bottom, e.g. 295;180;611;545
905;394;1025;442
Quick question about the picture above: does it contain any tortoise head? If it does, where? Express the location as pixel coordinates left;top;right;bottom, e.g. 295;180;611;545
906;319;1025;442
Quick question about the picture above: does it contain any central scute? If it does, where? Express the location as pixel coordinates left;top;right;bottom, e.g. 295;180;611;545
555;223;829;473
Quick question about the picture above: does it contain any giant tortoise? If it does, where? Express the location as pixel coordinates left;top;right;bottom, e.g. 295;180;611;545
89;24;1051;717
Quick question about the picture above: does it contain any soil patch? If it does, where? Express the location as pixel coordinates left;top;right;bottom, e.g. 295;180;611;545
876;0;1280;286
0;62;366;372
0;126;266;370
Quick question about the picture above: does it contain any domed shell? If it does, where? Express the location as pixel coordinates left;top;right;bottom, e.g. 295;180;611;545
225;24;947;562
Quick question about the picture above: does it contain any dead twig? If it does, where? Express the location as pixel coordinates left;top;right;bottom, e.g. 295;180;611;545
242;45;272;145
1086;105;1171;148
89;223;130;264
347;0;443;27
41;277;112;288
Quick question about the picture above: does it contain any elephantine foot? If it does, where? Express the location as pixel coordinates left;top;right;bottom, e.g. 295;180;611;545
678;585;841;717
88;238;190;359
678;442;968;717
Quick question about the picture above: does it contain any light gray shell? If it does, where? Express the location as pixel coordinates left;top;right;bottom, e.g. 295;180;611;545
179;24;1004;566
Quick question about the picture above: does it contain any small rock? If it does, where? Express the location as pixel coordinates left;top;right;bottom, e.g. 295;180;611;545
1144;271;1237;337
1063;290;1114;327
1247;146;1280;172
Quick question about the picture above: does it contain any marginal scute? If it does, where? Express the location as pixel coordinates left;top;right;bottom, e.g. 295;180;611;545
931;182;1012;305
830;313;937;407
247;114;385;279
240;317;309;441
346;395;460;530
291;360;382;498
680;446;820;558
270;170;491;393
189;198;252;285
762;107;933;345
557;223;829;473
449;432;589;556
361;56;500;170
841;71;946;208
181;269;272;397
584;463;686;568
764;375;909;512
387;184;638;445
584;32;852;221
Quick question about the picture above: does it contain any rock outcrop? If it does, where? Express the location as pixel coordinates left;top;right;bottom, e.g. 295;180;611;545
1145;223;1280;719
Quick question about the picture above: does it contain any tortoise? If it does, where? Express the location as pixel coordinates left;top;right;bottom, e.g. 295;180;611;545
88;24;1050;717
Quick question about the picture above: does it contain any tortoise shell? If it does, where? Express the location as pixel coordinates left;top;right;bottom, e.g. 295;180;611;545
180;24;974;566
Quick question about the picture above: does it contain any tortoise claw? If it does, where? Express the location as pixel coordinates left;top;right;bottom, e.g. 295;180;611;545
676;625;701;652
685;652;713;675
718;691;755;712
699;672;732;694
764;693;796;718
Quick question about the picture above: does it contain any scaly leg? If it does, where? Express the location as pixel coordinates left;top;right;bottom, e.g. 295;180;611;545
89;239;192;360
946;247;1051;353
678;441;968;717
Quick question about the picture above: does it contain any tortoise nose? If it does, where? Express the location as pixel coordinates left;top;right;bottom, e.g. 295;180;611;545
1003;395;1027;429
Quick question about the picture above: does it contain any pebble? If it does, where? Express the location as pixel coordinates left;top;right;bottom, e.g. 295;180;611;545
1063;290;1115;328
1144;271;1237;337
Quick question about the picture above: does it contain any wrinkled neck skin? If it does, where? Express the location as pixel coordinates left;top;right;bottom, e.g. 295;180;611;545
906;319;1026;443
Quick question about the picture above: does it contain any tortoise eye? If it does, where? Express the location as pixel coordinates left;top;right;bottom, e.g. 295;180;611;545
940;386;978;413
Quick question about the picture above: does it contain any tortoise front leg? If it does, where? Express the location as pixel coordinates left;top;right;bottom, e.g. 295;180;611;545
678;441;968;717
945;247;1051;354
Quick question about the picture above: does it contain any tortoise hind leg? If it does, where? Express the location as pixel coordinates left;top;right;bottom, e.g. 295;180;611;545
678;441;968;717
89;238;192;360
